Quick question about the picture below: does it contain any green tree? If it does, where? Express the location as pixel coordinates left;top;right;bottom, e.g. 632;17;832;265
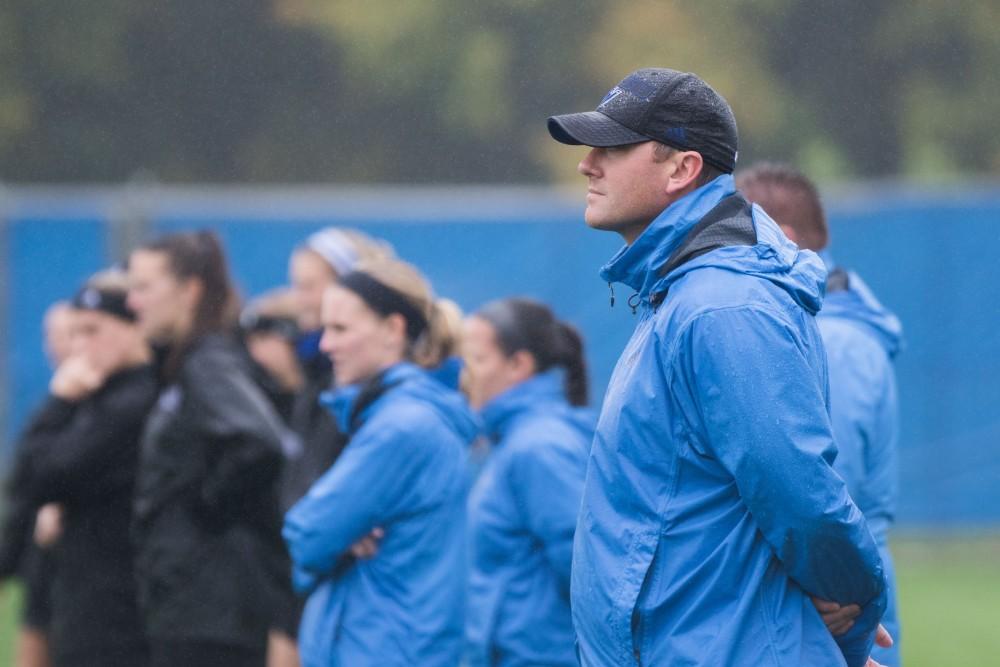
0;0;997;183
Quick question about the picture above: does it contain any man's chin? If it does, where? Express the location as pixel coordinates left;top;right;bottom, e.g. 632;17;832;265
586;219;635;240
583;212;616;232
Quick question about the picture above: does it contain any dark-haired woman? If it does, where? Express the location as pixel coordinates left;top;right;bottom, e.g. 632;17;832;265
14;271;157;667
461;298;594;667
127;231;286;667
283;258;477;667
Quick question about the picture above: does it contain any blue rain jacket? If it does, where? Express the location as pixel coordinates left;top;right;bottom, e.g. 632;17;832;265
466;371;593;667
572;175;887;667
283;363;478;667
819;269;904;666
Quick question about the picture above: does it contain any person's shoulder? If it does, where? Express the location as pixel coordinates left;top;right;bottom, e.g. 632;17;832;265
669;265;788;315
182;333;247;377
188;331;241;357
504;412;559;449
103;364;159;404
500;428;586;497
362;389;447;441
503;408;588;462
657;269;795;343
819;317;891;370
348;398;464;471
513;402;578;434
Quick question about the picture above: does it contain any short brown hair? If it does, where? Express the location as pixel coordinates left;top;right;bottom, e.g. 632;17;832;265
653;143;724;188
735;163;828;251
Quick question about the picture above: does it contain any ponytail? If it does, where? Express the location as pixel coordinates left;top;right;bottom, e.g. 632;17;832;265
554;321;588;406
412;298;463;370
475;298;590;406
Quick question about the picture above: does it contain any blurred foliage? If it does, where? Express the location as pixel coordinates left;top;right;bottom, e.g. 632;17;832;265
0;0;997;183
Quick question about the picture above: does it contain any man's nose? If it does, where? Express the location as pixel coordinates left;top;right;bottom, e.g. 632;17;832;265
578;148;599;177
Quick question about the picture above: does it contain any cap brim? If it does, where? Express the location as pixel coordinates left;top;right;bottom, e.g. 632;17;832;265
547;111;649;147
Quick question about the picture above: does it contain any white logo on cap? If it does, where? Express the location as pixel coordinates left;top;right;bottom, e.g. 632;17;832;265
81;288;101;308
600;87;623;107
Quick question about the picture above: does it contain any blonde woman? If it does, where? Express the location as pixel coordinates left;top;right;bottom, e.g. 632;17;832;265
284;258;475;667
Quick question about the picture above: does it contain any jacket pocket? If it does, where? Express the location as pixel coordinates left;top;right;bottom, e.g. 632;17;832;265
627;533;663;666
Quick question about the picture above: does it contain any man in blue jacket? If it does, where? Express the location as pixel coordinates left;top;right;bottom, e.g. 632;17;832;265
547;68;890;666
738;163;904;666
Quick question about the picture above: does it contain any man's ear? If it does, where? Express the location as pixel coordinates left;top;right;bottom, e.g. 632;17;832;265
664;151;704;196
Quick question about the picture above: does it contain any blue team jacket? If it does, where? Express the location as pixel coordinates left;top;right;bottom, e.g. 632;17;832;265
466;371;593;667
283;363;478;667
819;269;904;666
571;175;887;667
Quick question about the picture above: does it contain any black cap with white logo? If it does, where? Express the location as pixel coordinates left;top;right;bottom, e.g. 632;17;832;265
547;68;739;173
71;286;136;322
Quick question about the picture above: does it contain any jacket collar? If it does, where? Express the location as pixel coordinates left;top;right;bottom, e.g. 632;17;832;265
821;270;904;358
320;362;422;434
479;370;565;443
599;174;736;300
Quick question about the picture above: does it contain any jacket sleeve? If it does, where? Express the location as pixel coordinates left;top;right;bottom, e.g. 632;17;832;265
0;443;41;578
0;398;84;576
826;328;899;529
507;439;584;594
864;354;899;527
184;350;284;528
676;306;887;667
20;383;153;505
282;405;435;579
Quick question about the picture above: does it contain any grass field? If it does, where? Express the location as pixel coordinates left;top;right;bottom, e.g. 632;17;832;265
1;535;997;665
891;534;1000;664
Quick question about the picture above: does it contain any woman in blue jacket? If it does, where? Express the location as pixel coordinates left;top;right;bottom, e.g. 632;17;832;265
283;258;477;667
462;298;593;667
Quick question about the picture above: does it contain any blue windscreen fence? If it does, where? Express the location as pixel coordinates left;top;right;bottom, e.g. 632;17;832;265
2;184;998;528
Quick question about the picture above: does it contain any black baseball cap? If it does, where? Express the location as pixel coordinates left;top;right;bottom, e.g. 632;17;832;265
71;285;136;322
547;68;739;173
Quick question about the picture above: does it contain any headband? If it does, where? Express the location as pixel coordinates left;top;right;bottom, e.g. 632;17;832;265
306;228;361;276
71;287;136;322
338;271;428;342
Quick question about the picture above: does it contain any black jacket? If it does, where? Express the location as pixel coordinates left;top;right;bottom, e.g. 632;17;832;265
0;442;37;581
17;364;157;661
278;353;346;513
0;404;58;635
133;334;286;650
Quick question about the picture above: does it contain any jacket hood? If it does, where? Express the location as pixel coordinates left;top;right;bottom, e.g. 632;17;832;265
425;355;463;391
600;175;826;316
821;271;904;358
322;362;479;443
600;175;736;298
479;370;594;443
